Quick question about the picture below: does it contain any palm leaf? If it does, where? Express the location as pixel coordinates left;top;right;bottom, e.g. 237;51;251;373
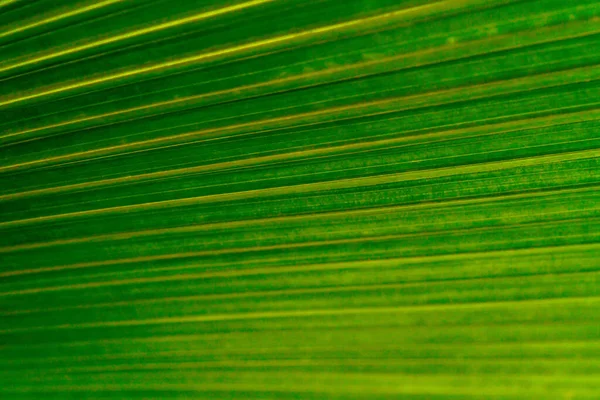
1;0;600;398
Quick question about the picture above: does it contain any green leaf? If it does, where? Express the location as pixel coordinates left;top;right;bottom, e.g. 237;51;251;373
1;1;600;398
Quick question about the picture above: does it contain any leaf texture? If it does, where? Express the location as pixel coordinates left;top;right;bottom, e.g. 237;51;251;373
1;0;600;398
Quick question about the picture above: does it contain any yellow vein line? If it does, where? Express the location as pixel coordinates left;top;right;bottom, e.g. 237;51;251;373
17;357;600;372
0;340;587;360
1;106;598;202
0;0;124;40
0;34;487;141
0;146;598;231
1;182;598;254
0;0;488;108
2;216;598;285
3;328;597;351
9;341;596;364
1;5;594;144
1;295;598;333
1;127;599;232
3;18;594;143
0;0;274;73
8;1;598;131
7;357;600;375
2;62;599;174
6;269;597;316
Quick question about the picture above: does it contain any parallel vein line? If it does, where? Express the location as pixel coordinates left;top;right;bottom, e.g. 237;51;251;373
0;0;274;74
0;0;506;108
